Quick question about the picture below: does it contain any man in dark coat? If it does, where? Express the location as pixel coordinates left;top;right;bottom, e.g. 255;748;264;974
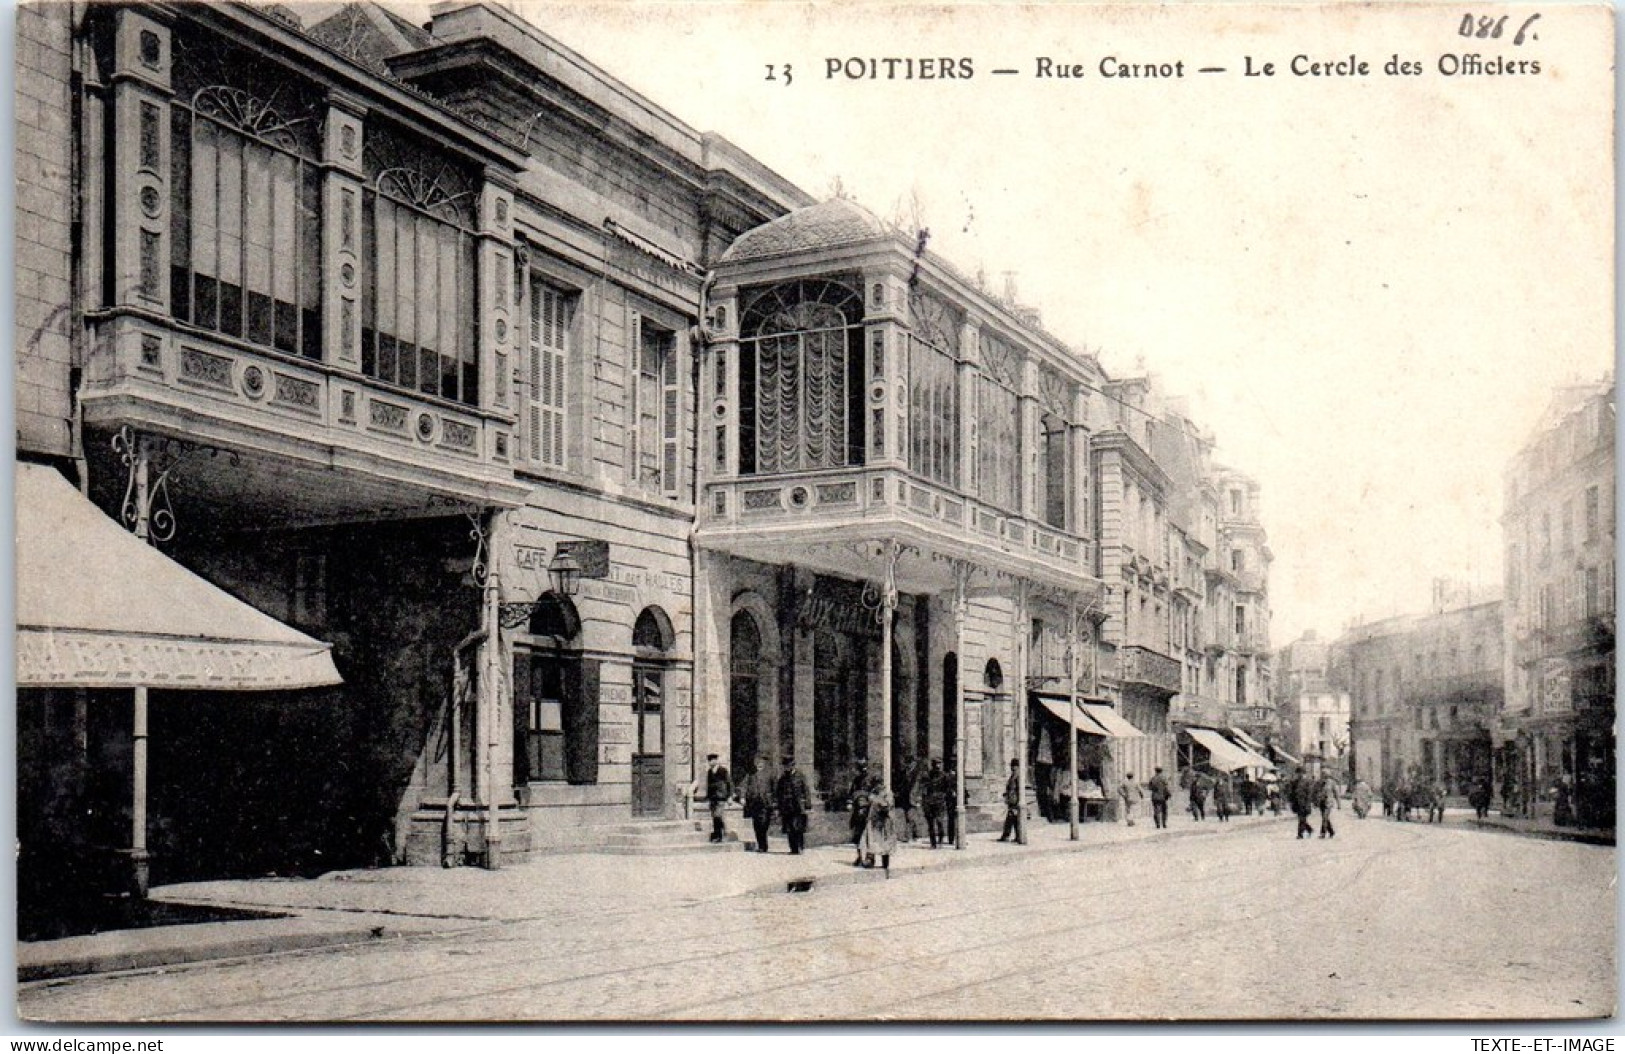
702;754;733;843
775;756;812;855
1192;770;1214;821
741;755;775;853
998;758;1022;842
1147;767;1172;829
922;758;949;848
896;755;921;842
847;760;872;865
1289;767;1316;839
1315;772;1341;838
944;762;961;845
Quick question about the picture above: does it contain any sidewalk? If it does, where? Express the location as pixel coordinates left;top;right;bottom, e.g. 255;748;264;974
1463;811;1615;846
19;809;1287;981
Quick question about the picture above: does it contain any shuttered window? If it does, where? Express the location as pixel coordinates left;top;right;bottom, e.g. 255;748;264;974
630;314;680;497
528;282;569;469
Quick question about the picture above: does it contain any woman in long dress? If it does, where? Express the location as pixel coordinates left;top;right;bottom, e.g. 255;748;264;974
860;776;898;873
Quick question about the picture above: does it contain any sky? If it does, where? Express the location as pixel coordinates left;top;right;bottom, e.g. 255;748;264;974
416;1;1612;645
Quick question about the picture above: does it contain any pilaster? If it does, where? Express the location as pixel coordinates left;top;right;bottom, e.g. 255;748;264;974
110;10;173;313
477;175;517;414
321;93;365;370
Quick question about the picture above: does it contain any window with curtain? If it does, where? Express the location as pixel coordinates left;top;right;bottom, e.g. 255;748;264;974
907;290;961;487
976;333;1021;513
738;278;864;474
360;122;479;406
168;39;323;359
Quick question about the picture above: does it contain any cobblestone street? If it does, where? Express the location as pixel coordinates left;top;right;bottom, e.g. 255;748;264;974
20;818;1614;1022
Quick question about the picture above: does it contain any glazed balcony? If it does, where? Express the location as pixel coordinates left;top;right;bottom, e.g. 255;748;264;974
1118;645;1183;696
81;312;530;519
698;466;1097;595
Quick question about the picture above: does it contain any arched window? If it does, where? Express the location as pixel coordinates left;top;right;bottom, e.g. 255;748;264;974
976;332;1021;513
738;278;865;474
984;658;1004;690
907;290;961;486
729;612;763;782
513;593;595;785
169;27;324;358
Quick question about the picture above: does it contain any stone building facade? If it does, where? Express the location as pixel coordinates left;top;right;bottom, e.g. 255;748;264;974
17;1;1280;886
1336;582;1502;794
1500;378;1615;826
1274;631;1350;772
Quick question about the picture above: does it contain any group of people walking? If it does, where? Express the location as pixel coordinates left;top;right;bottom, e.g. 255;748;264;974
1380;776;1451;823
702;754;963;871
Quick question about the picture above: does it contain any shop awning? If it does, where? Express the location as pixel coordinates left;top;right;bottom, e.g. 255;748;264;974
1035;694;1111;737
1188;727;1273;772
1081;702;1145;738
1271;746;1302;767
16;463;343;690
1230;728;1269;753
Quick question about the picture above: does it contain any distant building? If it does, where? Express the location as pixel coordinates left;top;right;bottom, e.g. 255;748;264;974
1335;581;1502;793
1500;378;1615;827
1275;631;1350;771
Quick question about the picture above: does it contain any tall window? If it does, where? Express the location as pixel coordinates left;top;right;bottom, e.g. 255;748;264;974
168;49;323;359
1040;410;1070;529
1585;485;1600;541
738;279;864;474
513;594;595;785
527;281;570;469
975;333;1020;513
1234;604;1247;636
361;122;479;405
630;316;679;495
907;291;961;487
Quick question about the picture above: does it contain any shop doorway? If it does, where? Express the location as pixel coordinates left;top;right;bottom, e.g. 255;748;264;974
631;608;674;818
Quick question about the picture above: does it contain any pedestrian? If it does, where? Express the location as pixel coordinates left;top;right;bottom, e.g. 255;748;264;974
1289;767;1315;840
944;762;961;845
922;758;949;848
775;756;811;855
1118;772;1143;826
1148;767;1172;829
998;758;1022;842
1267;780;1282;816
895;755;921;843
860;775;898;873
696;753;733;844
1394;777;1412;822
1351;778;1372;819
742;755;775;853
1381;781;1395;819
848;761;872;866
1467;778;1492;821
1190;770;1212;822
1428;780;1448;824
1218;774;1237;822
1315;771;1341;838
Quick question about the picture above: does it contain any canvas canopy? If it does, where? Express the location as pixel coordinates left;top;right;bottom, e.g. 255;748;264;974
15;463;342;690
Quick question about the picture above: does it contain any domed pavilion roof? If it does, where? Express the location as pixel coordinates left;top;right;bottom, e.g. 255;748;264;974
720;197;890;266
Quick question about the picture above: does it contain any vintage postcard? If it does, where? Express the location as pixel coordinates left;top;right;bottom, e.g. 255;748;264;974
12;0;1615;1026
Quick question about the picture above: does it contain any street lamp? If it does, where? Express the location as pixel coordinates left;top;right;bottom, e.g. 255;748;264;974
548;546;582;597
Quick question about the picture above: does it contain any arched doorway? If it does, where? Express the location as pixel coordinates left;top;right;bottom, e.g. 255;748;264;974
513;593;589;787
631;607;674;817
814;630;866;803
729;611;762;783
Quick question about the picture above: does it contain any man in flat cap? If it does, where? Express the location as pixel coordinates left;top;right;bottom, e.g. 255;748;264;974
775;755;812;855
701;753;733;843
